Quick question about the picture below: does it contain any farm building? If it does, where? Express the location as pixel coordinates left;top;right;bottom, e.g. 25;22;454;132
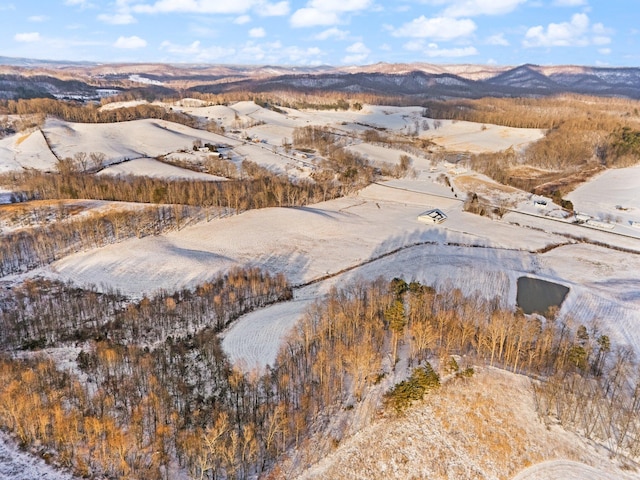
533;198;548;209
418;209;447;224
575;212;592;223
587;219;615;230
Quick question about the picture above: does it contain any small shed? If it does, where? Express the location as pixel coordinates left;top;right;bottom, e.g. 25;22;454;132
418;208;447;224
575;212;591;223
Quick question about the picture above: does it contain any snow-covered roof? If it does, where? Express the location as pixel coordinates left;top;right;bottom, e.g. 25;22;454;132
418;208;448;224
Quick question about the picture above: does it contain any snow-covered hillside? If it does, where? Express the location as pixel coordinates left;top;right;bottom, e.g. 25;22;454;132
33;177;640;371
2;100;640;479
292;368;637;480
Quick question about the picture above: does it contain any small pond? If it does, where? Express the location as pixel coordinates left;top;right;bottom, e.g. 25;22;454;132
516;276;569;315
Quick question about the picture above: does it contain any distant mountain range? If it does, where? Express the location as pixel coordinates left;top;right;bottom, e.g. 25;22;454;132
2;56;640;101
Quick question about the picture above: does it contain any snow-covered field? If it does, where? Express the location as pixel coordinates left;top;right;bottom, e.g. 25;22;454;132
346;143;422;169
35;177;640;370
233;142;313;177
0;102;544;179
567;164;640;229
0;128;59;172
98;157;226;180
0;199;149;233
422;119;545;153
42;118;235;166
2;101;638;372
178;101;545;155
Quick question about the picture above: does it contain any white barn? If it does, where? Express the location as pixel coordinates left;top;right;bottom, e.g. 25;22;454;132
418;208;447;224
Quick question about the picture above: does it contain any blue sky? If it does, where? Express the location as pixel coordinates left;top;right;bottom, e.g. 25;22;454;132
0;0;638;67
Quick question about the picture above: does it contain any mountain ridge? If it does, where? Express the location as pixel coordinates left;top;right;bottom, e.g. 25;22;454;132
1;57;640;100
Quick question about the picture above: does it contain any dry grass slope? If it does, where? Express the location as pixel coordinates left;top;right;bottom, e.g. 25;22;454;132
294;368;635;480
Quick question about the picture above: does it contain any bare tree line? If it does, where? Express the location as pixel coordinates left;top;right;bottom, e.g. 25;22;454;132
0;269;291;350
0;204;206;276
0;98;198;128
0;166;357;275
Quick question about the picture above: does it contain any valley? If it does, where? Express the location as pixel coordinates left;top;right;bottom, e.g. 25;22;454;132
1;91;640;479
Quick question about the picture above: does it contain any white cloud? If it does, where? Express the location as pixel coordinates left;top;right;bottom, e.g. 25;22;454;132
14;32;41;42
307;0;371;12
133;0;258;14
188;24;218;37
249;27;266;37
392;16;476;41
486;33;509;46
314;27;349;40
235;41;324;64
346;41;369;54
258;1;289;16
403;39;478;58
598;48;611;55
98;13;136;24
159;39;322;64
114;35;147;49
160;39;202;55
552;0;586;5
402;40;426;51
28;15;47;22
442;0;526;17
234;15;251;24
342;41;370;64
593;22;613;35
280;45;324;64
96;0;137;25
593;36;610;46
342;53;368;64
290;8;339;27
424;45;478;57
290;0;371;27
523;13;611;48
64;0;94;7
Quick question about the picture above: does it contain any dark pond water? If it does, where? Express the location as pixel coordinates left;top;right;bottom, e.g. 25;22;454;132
516;276;569;315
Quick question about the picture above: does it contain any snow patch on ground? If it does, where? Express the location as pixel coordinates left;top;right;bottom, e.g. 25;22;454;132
512;460;635;480
0;432;78;480
0;188;13;204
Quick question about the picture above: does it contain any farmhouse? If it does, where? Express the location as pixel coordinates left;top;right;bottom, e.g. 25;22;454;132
533;198;548;209
418;208;447;224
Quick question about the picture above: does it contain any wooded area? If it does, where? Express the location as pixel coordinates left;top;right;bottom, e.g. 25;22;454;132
1;276;637;479
2;91;640;479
